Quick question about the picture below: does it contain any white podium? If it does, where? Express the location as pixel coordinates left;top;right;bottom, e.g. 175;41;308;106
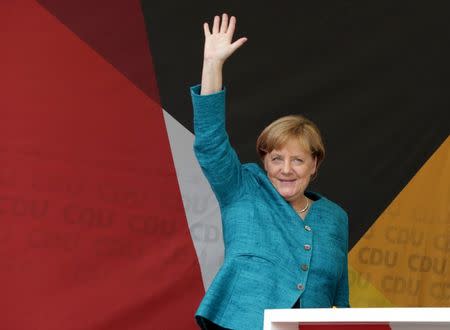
264;308;450;330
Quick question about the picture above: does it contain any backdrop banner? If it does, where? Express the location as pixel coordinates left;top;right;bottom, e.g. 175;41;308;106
1;1;449;329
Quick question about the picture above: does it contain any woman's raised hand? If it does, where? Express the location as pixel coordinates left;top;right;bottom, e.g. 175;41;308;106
200;14;246;95
203;14;247;65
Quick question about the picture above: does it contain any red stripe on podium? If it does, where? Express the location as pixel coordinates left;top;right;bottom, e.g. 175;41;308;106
300;324;391;330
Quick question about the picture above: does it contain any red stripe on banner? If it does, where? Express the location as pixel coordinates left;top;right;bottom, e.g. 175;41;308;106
299;324;391;330
1;1;203;329
36;0;160;104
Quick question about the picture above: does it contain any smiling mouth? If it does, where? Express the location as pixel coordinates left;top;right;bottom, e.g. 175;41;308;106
278;179;296;183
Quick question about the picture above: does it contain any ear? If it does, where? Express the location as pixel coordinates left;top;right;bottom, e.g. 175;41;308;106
311;156;318;176
263;154;269;171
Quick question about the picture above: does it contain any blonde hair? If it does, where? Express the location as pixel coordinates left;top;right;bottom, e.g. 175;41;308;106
256;115;325;174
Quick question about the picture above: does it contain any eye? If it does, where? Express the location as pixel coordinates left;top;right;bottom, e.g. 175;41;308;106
271;156;282;162
293;158;304;164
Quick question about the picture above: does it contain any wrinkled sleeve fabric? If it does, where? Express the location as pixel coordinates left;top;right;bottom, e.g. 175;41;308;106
191;85;243;205
333;214;350;307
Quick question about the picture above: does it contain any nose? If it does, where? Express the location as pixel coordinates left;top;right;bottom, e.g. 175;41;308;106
281;160;292;175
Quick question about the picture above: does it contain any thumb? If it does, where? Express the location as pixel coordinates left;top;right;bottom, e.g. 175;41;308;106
230;37;248;54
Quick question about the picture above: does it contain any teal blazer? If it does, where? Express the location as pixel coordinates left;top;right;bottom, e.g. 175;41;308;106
191;85;349;330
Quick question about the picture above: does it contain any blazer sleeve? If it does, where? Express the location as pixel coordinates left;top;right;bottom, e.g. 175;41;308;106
191;85;243;205
333;213;350;307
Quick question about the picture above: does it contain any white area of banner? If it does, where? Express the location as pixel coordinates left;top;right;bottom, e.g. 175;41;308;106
163;110;224;290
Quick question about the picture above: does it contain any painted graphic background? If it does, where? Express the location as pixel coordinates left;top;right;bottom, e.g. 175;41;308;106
1;1;449;329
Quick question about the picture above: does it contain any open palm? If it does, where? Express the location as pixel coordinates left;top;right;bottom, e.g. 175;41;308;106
203;14;247;64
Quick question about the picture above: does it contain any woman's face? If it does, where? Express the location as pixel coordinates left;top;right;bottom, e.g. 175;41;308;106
263;138;317;204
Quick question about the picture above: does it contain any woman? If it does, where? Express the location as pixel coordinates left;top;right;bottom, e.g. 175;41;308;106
191;14;349;330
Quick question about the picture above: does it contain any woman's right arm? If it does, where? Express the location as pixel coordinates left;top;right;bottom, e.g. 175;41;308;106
192;14;247;204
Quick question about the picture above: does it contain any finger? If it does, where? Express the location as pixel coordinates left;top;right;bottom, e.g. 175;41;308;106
230;37;248;53
212;15;220;34
220;13;228;33
227;16;236;37
203;22;211;37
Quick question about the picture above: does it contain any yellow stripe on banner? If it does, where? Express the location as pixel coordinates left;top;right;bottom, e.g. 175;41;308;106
349;265;393;307
349;136;450;307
